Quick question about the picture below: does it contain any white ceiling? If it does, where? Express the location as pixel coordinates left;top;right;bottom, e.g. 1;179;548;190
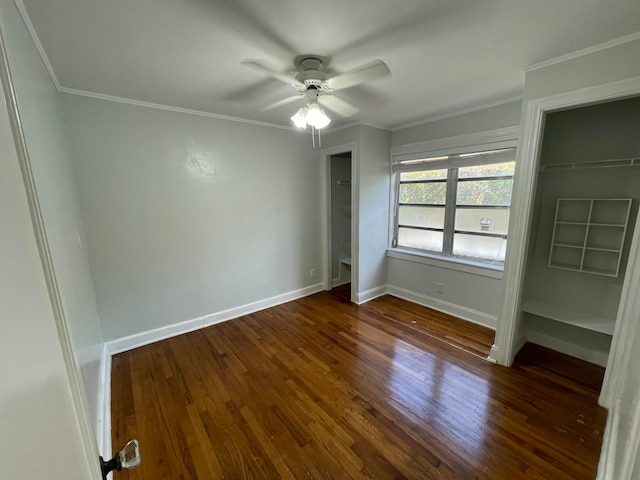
19;0;640;130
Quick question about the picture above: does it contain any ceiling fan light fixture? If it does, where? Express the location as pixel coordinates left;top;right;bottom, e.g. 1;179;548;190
305;102;330;129
291;107;308;129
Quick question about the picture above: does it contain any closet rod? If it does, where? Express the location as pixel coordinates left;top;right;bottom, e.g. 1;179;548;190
539;157;640;172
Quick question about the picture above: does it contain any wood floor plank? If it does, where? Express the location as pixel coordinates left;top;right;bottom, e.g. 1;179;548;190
111;284;606;479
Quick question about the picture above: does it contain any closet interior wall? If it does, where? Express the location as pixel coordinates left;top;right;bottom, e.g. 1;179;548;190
521;96;640;366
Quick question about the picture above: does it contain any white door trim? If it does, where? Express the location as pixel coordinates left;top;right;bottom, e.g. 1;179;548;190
491;76;640;393
0;18;102;478
320;143;359;302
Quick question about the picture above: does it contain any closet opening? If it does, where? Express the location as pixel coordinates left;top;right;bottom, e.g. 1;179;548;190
517;96;640;369
320;143;357;303
329;152;352;289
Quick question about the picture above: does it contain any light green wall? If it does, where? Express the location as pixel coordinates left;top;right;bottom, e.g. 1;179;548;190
391;100;522;146
0;0;105;446
324;124;391;296
64;94;321;341
524;39;640;101
358;125;392;292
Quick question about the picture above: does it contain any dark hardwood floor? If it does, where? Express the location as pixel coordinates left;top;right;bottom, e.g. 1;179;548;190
111;284;607;479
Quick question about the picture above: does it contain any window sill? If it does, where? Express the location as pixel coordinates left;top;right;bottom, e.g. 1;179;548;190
386;248;504;279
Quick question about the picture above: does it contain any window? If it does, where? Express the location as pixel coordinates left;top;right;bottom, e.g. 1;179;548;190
393;148;516;264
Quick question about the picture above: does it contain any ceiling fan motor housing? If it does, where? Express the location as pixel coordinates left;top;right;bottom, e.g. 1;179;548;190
295;56;326;88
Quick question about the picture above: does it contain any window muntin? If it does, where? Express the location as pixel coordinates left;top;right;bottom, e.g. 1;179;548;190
394;152;515;264
398;228;444;253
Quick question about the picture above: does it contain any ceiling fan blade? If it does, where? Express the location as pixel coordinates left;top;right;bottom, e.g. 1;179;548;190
261;95;304;111
324;60;390;91
319;95;360;118
241;60;305;89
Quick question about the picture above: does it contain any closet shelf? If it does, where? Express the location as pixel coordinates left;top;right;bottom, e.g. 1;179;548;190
552;242;583;249
555;221;626;227
540;157;640;172
549;198;632;277
339;258;352;266
521;300;615;335
338;180;352;187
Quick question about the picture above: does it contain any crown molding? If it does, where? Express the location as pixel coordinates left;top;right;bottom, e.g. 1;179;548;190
13;0;518;137
322;121;392;136
16;0;384;134
323;120;362;134
14;0;60;89
391;95;523;132
524;31;640;73
360;121;391;132
58;87;300;131
15;0;301;132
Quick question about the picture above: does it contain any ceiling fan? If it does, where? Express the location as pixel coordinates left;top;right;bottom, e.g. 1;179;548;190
241;55;390;130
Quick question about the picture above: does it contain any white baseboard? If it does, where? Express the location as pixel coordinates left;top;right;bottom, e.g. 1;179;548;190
355;285;388;304
332;277;350;288
488;344;500;364
97;343;112;458
386;285;497;330
490;330;527;365
597;399;619;480
526;330;609;367
106;283;324;354
514;330;528;356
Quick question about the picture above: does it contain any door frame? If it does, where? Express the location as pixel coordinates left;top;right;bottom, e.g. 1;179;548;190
320;143;358;302
491;75;640;408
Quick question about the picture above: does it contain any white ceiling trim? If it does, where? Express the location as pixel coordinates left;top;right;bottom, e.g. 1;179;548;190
323;121;362;134
57;86;299;131
15;0;519;136
391;95;523;132
14;0;520;135
359;121;391;132
324;120;390;135
15;0;300;132
524;31;640;73
14;0;60;89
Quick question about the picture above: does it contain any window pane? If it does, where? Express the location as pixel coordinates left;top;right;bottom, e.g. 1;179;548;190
453;233;507;262
400;182;446;204
400;169;448;181
455;208;510;235
398;227;443;252
458;161;515;179
399;205;445;229
457;178;513;206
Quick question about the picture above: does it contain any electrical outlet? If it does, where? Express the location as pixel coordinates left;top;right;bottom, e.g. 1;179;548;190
310;269;316;278
437;282;444;294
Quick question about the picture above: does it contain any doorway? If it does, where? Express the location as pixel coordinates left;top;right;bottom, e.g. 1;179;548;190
493;77;640;411
518;97;640;367
321;143;358;302
329;152;352;288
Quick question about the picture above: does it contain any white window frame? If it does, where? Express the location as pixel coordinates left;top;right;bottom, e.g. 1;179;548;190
389;127;519;271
